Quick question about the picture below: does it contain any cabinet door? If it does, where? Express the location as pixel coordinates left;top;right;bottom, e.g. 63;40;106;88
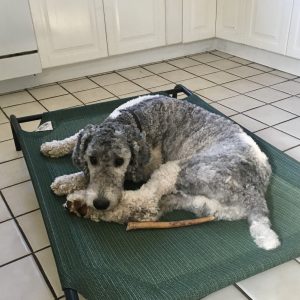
216;0;246;43
244;0;293;54
287;0;300;59
29;0;108;68
183;0;216;43
103;0;166;55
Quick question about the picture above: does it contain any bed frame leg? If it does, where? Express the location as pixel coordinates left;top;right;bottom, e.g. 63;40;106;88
64;288;79;300
10;115;22;151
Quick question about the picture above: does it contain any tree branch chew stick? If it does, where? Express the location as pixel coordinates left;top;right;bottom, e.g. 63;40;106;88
126;216;215;231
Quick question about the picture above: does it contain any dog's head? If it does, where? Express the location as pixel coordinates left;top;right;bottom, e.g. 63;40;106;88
72;122;150;210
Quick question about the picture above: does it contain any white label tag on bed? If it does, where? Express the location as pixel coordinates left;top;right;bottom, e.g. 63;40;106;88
36;121;53;131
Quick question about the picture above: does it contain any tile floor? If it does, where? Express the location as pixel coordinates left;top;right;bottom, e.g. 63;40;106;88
0;50;300;299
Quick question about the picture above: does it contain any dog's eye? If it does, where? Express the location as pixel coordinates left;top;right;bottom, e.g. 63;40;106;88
114;157;124;167
89;156;98;165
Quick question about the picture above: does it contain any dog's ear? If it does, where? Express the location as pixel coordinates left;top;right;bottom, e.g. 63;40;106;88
124;126;150;181
72;124;94;177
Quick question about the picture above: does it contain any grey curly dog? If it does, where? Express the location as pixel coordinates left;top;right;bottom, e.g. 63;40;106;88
41;94;280;250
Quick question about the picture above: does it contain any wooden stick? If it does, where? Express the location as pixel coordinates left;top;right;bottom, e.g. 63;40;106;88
126;216;215;231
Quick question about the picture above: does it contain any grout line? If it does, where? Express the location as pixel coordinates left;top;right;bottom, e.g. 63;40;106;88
284;144;300;152
234;283;254;300
0;156;24;165
0;179;32;191
0;253;32;269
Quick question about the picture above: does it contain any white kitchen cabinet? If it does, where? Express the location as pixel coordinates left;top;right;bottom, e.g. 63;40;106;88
29;0;108;68
166;0;182;45
183;0;216;43
287;0;300;59
216;0;246;44
103;0;166;56
244;0;293;54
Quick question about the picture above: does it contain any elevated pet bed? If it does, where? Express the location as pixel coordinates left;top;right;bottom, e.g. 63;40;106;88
10;85;300;300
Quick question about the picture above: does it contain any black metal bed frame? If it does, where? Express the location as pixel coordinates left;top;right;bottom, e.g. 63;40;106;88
9;84;193;300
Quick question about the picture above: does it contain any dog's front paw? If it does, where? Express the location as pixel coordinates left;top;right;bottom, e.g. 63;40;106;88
51;176;72;196
41;141;64;158
51;172;87;196
65;190;91;218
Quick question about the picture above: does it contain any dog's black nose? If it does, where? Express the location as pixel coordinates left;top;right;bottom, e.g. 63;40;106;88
93;198;110;210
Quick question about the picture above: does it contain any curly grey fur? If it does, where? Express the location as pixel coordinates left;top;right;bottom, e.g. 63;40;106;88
41;95;280;250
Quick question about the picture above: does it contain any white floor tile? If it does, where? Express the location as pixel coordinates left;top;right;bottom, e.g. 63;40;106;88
0;90;35;108
180;77;216;90
203;285;248;300
118;67;153;80
40;94;82;111
143;62;177;74
185;64;219;76
29;84;68;100
246;87;290;103
207;59;241;70
2;181;39;217
0;110;8;124
196;86;238;101
230;114;268;132
105;81;143;96
74;87;114;103
202;71;240;84
210;103;238;116
0;140;23;163
3;102;47;118
275;117;300;139
59;78;98;93
272;81;300;95
285;146;300;162
90;72;127;86
133;75;170;88
218;95;264;112
248;73;287;86
189;53;222;63
36;247;64;298
270;70;298;79
0;220;29;265
0;256;53;299
255;128;300;151
227;66;263;78
223;79;263;93
212;50;234;59
229;57;252;65
237;260;300;300
244;105;296;126
0;158;30;189
0;194;11;222
272;96;300;115
17;210;50;251
160;69;195;82
248;63;273;72
168;57;200;68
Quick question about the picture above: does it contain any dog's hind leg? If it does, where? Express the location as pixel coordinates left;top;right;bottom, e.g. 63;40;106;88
247;201;280;250
40;130;82;158
51;171;87;196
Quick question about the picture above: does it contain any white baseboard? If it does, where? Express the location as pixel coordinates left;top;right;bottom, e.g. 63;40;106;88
216;39;300;76
0;39;216;94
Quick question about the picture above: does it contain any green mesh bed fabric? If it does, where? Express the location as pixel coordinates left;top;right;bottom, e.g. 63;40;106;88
15;88;300;299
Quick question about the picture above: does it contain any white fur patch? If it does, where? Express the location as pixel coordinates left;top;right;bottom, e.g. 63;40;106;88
109;94;161;119
239;132;268;165
250;219;280;250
